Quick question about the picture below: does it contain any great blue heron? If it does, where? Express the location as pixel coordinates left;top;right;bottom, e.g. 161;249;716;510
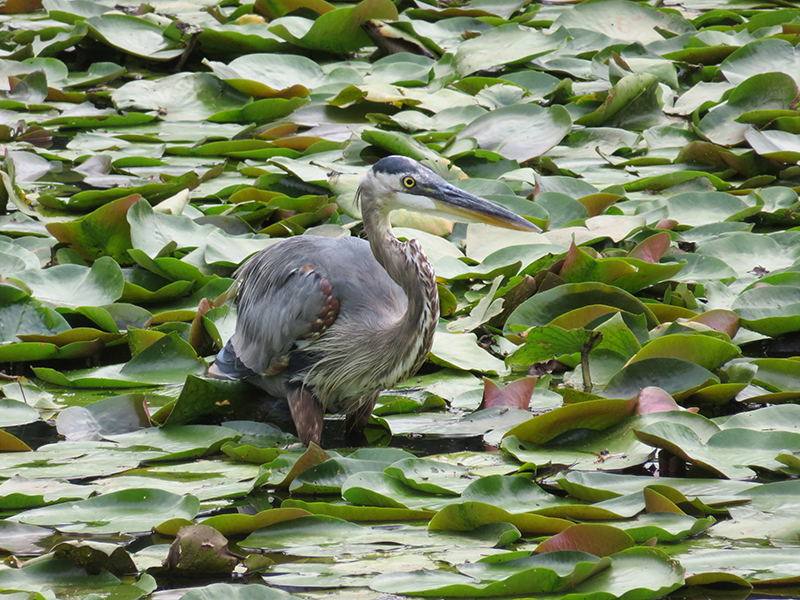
209;156;540;445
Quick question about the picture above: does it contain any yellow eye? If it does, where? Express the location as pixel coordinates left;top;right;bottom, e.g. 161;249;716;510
402;176;416;189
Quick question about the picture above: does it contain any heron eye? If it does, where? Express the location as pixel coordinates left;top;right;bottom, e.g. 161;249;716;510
402;176;416;189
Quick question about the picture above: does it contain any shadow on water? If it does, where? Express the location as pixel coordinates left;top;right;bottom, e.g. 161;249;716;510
667;584;800;600
388;433;487;454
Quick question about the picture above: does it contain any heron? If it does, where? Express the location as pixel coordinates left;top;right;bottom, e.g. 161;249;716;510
208;155;541;446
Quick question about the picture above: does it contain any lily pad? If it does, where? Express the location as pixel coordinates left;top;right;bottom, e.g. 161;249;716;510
10;488;200;534
84;14;185;61
448;104;571;163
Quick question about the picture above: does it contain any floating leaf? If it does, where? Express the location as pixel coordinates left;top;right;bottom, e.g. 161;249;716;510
205;53;325;98
603;358;719;400
697;72;799;146
33;333;206;387
448;104;571;163
268;0;398;54
12;256;124;308
506;282;659;334
536;523;635;556
112;73;251;122
507;325;599;367
629;334;740;371
46;194;140;263
504;397;636;444
84;14;185;61
429;501;572;535
10;488;199;534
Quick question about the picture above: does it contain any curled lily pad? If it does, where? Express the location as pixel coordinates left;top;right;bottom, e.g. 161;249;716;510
505;282;659;335
504;398;635;444
0;398;40;427
371;550;610;597
429;502;572;535
84;14;185;61
696;72;799;146
536;523;636;556
46;194;140;263
205;53;325;98
575;73;663;130
680;548;800;585
268;0;398;53
629;334;740;371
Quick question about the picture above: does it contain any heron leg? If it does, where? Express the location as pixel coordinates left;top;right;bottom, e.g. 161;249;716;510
345;392;378;444
287;387;324;446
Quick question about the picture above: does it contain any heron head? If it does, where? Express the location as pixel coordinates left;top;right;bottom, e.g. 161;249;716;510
359;155;541;232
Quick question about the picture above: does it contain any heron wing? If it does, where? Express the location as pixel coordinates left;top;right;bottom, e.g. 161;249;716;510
232;252;339;376
216;236;405;381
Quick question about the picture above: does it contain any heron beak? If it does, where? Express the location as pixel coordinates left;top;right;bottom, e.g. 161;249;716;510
426;181;542;232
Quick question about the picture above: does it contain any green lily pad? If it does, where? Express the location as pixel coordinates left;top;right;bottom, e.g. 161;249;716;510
342;471;460;512
630;333;740;371
680;548;800;585
502;411;709;474
454;23;563;77
429;502;572;535
552;0;693;44
269;0;398;53
33;332;206;387
385;458;474;495
638;191;754;227
45;194;140;263
0;555;155;598
448;104;571;163
431;328;506;374
371;549;609;597
504;398;635;444
11;256;124;309
506;325;600;366
609;512;715;543
281;498;432;522
84;14;185;61
603;358;719;400
634;418;800;479
241;515;369;549
721;38;800;87
506;282;659;335
197;24;287;57
733;285;800;336
55;393;151;441
112;73;251;122
198;508;312;537
290;455;408;495
576;73;663;130
10;488;200;534
104;425;240;460
696;72;799;146
179;583;300;599
205;53;325;98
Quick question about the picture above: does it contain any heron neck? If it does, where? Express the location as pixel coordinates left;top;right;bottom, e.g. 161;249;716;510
363;204;439;370
365;211;436;312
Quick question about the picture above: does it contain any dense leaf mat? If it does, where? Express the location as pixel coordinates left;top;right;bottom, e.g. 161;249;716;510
2;0;800;598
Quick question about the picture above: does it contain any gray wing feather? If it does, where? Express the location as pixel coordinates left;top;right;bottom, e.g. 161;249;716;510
222;236;406;379
209;339;258;380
